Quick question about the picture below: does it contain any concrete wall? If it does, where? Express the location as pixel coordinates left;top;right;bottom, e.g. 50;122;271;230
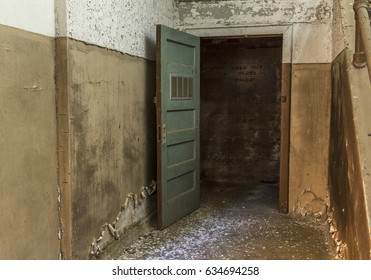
329;50;370;259
55;0;175;259
175;0;333;214
56;38;157;259
200;37;282;183
0;24;59;259
1;0;175;260
327;0;371;259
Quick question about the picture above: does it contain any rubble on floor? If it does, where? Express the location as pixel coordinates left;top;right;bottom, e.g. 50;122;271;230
115;181;336;260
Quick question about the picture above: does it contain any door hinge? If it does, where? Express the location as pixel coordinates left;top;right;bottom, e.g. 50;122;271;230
162;124;167;144
281;96;287;103
158;124;167;144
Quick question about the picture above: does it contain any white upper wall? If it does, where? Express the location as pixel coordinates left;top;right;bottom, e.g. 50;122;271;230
57;0;174;60
0;0;55;37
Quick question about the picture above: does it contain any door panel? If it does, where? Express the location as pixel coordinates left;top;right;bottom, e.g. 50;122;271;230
156;25;200;229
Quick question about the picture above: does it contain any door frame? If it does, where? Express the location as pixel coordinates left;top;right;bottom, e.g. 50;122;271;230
187;25;292;213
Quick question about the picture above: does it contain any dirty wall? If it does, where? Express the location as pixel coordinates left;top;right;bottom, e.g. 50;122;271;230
55;0;174;259
200;37;282;183
0;1;59;259
327;0;371;259
175;0;333;214
329;50;370;259
1;0;175;260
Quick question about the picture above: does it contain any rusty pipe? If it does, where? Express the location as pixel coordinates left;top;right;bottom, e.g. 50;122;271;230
353;0;371;81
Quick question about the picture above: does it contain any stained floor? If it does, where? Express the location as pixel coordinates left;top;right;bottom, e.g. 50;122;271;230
115;181;335;260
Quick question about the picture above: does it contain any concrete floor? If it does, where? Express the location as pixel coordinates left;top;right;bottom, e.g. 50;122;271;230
115;181;335;260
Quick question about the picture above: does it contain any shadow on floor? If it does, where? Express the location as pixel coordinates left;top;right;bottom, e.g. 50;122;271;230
115;181;335;260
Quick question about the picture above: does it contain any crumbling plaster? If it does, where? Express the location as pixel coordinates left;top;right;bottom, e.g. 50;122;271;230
175;0;332;26
56;0;175;60
175;0;334;63
176;0;335;216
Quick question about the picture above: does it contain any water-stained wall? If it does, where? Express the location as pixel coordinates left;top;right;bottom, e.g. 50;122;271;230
0;24;59;259
175;0;333;215
327;0;371;259
200;37;282;183
175;0;332;27
55;0;175;259
329;50;370;259
56;38;157;259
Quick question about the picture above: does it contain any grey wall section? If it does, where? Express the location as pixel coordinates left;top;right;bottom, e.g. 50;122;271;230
329;50;370;259
0;24;59;259
200;37;282;183
56;38;157;259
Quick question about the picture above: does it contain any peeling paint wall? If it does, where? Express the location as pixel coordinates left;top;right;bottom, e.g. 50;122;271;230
176;0;332;27
331;0;346;60
0;24;59;259
329;50;370;259
175;0;334;214
56;37;159;259
175;0;334;63
328;0;371;259
289;63;331;215
55;1;176;259
57;0;174;60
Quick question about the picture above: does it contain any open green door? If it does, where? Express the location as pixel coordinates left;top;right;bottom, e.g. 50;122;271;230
156;25;200;229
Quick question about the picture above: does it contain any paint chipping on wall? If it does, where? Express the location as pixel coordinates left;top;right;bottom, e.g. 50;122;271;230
90;181;156;258
175;0;333;28
295;189;328;216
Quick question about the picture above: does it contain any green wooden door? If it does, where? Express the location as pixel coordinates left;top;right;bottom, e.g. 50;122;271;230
156;25;200;229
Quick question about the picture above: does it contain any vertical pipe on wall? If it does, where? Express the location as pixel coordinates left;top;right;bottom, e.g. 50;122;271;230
353;0;371;81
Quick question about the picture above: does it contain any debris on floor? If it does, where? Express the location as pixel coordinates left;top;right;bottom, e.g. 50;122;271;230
115;182;336;260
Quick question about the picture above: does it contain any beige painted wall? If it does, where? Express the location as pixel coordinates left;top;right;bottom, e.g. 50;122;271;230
329;50;370;259
289;64;331;214
0;24;59;259
56;38;157;259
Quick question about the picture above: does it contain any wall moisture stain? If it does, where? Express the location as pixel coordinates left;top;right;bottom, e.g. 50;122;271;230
175;0;333;28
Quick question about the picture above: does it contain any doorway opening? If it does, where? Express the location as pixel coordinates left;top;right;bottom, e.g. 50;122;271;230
200;36;286;211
